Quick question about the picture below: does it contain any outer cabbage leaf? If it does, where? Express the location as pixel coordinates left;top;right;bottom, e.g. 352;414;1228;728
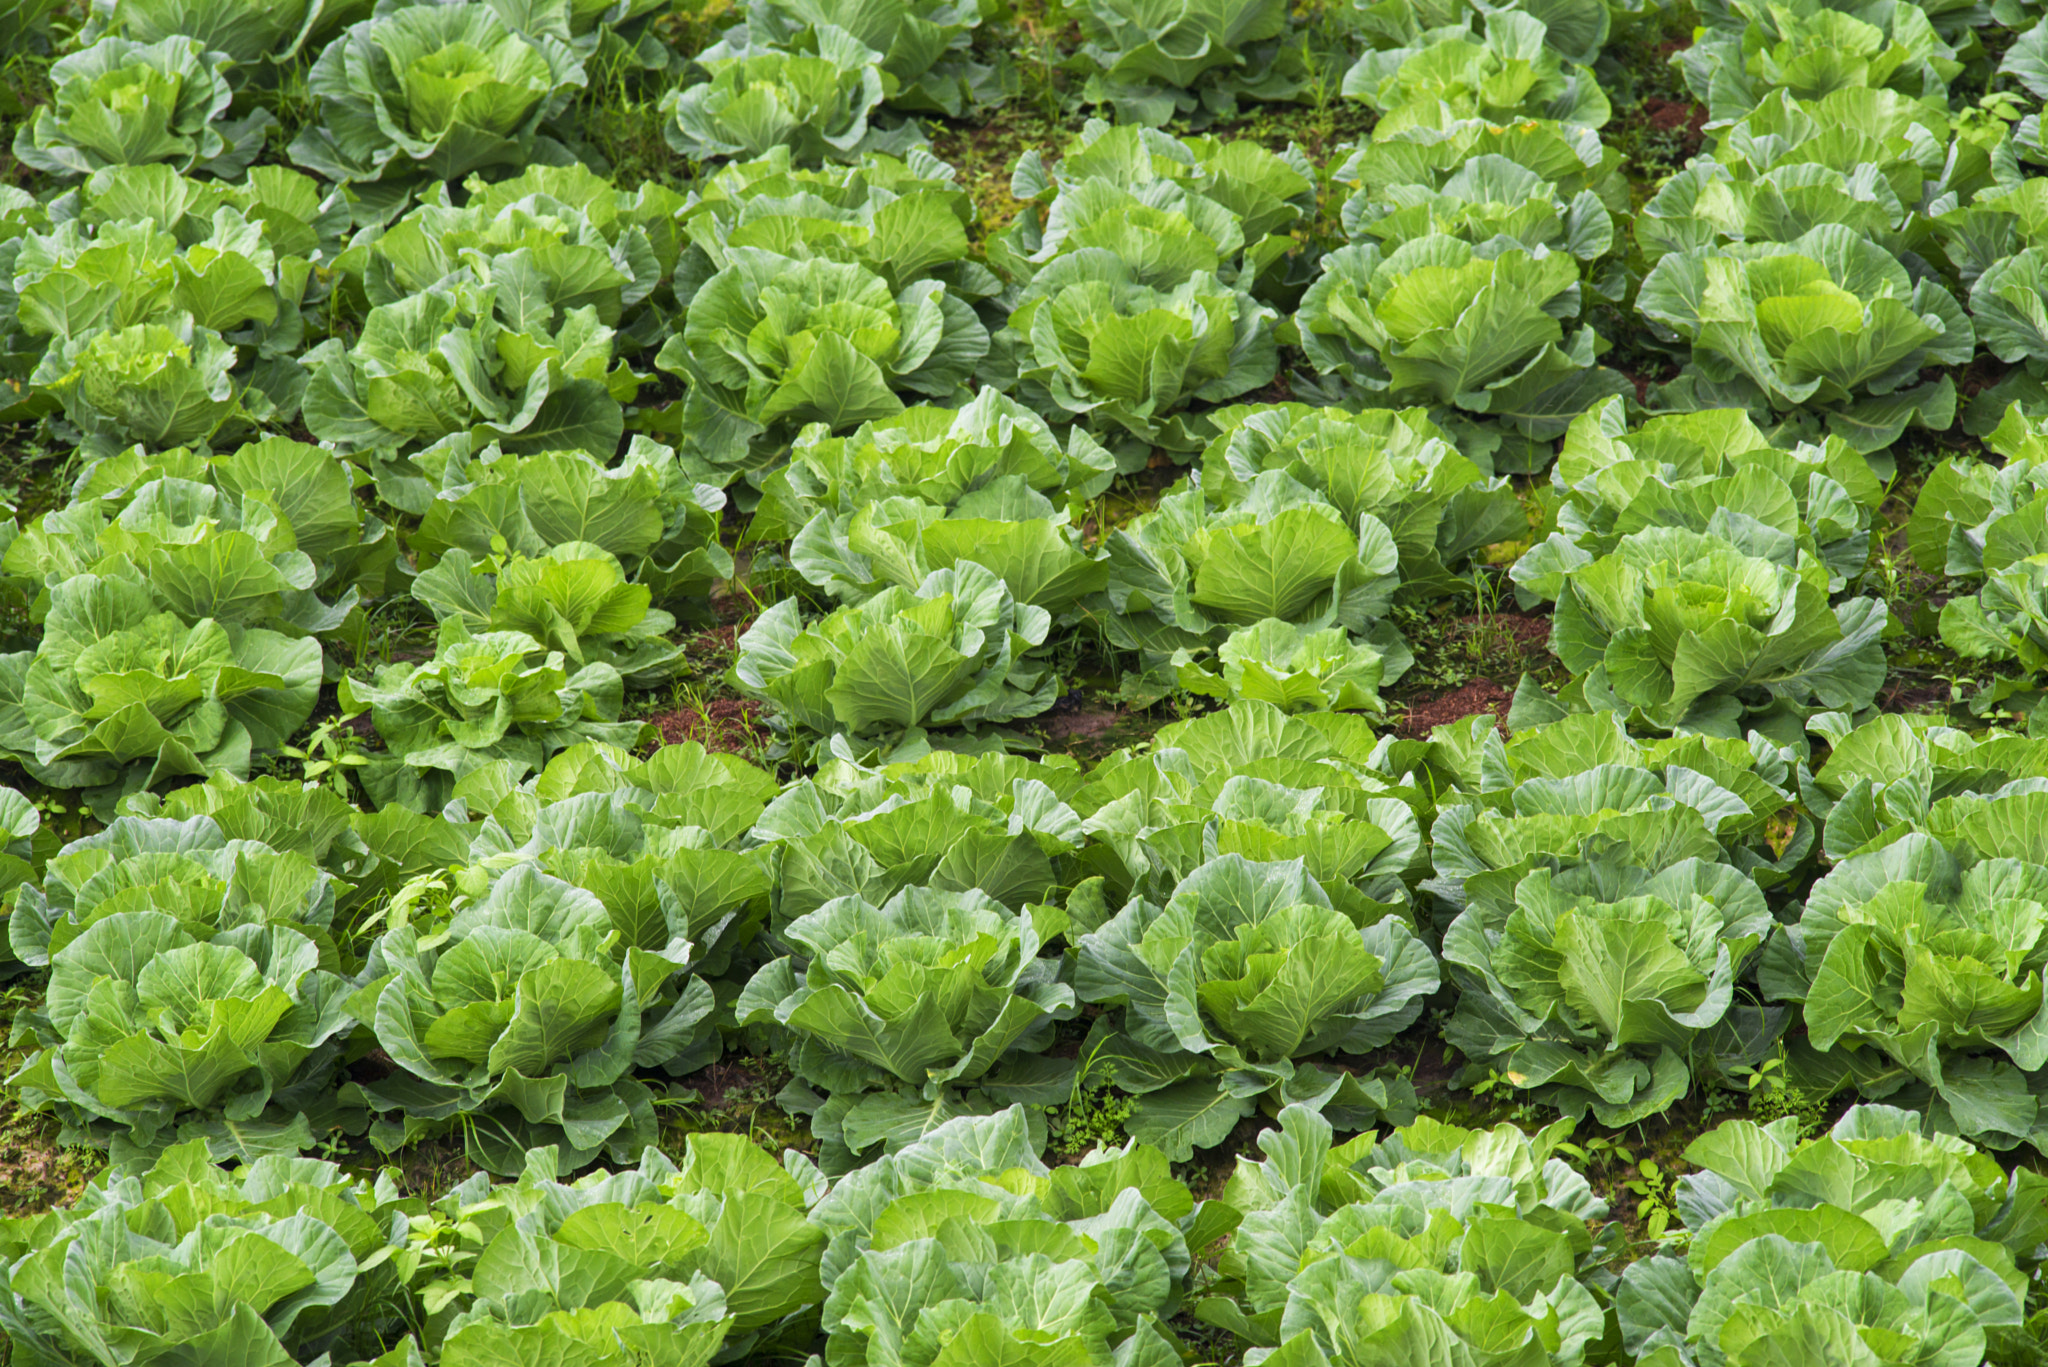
12;35;267;180
1073;853;1437;1158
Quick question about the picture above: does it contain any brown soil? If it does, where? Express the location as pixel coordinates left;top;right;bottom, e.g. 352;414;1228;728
1638;94;1708;161
1459;612;1551;653
1399;677;1514;737
674;1058;778;1113
1042;705;1124;745
1249;370;1296;406
0;1111;99;1218
386;1136;479;1200
1878;680;1951;712
652;698;768;753
1957;354;2013;401
1621;364;1679;406
684;622;741;664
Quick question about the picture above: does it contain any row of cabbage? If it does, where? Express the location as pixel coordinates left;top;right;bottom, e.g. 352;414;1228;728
19;670;2048;1179
2;1098;2044;1367
11;0;2048;482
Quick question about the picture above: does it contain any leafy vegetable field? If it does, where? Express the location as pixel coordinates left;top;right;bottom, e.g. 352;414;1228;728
4;0;2048;1360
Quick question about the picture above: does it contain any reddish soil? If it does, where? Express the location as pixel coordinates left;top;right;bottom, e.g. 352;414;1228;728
1638;92;1708;161
651;698;768;753
684;622;743;666
1957;355;2013;401
1459;612;1551;654
1399;677;1514;737
1249;370;1296;406
1042;706;1125;746
1878;680;1951;712
1622;367;1672;406
674;1058;777;1112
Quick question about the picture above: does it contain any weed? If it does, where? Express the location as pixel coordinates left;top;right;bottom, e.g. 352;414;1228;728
576;50;695;189
1624;1158;1682;1244
1744;1072;1836;1139
1047;1040;1134;1155
656;1054;812;1157
0;984;102;1221
266;710;373;800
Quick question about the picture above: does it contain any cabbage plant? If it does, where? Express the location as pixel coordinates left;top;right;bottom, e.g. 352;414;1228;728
1639;222;1972;453
1443;861;1774;1124
405;437;730;605
1664;87;1996;292
1297;235;1629;463
1426;711;1813;923
1075;0;1306;126
453;749;776;984
1930;174;2048;289
1970;246;2048;369
710;0;1002;115
736;886;1075;1162
340;617;650;810
1937;566;2048;716
410;545;687;687
763;396;1109;616
8;440;395;639
11;189;317;443
1342;8;1610;133
1762;835;2048;1149
1177;618;1397;715
89;0;360;72
404;1132;819;1355
788;480;1105;617
1550;397;1885;590
0;1141;414;1364
748;748;1083;929
1636;157;1917;272
732;561;1057;751
353;863;718;1172
1907;404;2048;580
1331;116;1623;301
814;1109;1197;1354
302;280;632;461
1797;710;2048;860
655;250;987;487
38;321;245;450
1100;471;1404;668
0;572;321;813
754;389;1118;547
1068;701;1427;904
7;822;356;1157
1675;0;1961;122
1214;1104;1613;1362
12;35;267;180
1809;735;2048;872
336;165;685;354
671;145;987;307
992;121;1317;306
1618;1107;2042;1367
991;250;1276;458
1511;525;1888;739
453;0;677;67
661;26;910;167
410;1161;739;1364
289;2;587;198
1197;402;1525;595
1073;853;1437;1159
